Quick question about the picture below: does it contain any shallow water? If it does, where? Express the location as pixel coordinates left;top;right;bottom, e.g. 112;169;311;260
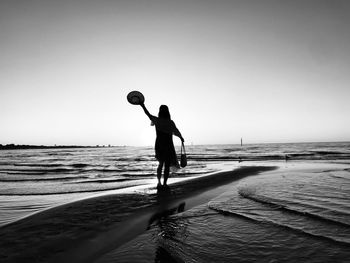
0;145;226;226
1;142;350;262
1;142;349;226
96;162;350;263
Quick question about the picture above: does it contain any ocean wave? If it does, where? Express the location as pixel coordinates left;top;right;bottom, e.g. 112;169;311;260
0;167;133;175
118;173;156;177
187;149;350;162
1;170;157;178
209;204;350;246
327;171;350;181
288;153;315;157
238;190;350;228
46;152;67;156
0;176;88;182
70;163;89;168
13;163;64;167
312;151;345;155
70;178;140;184
0;168;77;174
82;168;143;174
2;171;48;176
13;163;90;169
0;162;15;166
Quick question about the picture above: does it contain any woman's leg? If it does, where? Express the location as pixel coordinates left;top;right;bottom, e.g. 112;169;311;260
157;161;164;185
163;161;170;186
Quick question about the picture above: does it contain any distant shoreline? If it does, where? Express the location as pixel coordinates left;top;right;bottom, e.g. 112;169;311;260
0;144;114;150
1;141;349;150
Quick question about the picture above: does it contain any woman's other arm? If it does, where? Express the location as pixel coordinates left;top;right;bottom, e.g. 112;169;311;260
172;122;184;142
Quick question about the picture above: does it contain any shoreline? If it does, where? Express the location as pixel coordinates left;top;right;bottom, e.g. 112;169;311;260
0;166;277;262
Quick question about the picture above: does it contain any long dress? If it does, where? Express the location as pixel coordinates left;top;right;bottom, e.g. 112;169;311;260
150;116;182;167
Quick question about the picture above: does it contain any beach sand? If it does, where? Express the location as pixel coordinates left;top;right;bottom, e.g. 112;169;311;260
0;166;276;262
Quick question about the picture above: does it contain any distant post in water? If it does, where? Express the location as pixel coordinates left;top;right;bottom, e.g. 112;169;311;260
241;138;243;146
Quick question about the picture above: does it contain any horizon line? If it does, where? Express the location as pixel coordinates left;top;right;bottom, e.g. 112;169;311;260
1;140;349;149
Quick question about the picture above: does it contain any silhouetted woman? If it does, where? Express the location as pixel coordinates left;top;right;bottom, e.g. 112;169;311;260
140;103;184;187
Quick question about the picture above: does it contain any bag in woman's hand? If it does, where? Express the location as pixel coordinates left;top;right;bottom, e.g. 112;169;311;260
180;142;187;168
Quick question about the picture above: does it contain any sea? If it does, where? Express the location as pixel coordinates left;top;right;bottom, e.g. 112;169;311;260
1;142;350;262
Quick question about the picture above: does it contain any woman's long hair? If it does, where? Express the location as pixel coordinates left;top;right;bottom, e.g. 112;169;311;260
158;105;171;120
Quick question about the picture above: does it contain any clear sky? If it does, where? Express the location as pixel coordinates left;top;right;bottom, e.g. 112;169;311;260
1;0;350;146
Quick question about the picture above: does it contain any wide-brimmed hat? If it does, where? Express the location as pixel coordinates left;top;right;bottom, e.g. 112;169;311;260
127;91;145;105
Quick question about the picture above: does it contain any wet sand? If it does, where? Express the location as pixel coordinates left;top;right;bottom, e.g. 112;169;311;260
0;166;276;263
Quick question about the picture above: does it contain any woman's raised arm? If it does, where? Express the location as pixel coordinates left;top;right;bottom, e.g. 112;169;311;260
140;103;153;121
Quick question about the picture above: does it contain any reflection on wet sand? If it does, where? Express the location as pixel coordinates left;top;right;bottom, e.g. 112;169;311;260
148;187;186;229
149;187;187;263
